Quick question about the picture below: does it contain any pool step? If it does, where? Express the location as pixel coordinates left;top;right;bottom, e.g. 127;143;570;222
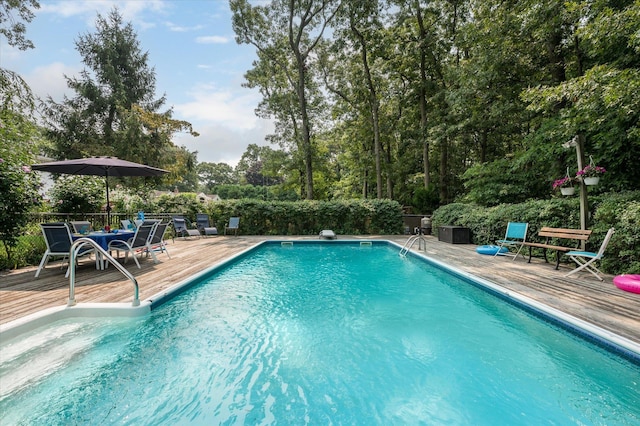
0;322;96;399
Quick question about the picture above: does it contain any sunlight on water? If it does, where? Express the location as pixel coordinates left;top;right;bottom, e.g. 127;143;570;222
1;243;639;425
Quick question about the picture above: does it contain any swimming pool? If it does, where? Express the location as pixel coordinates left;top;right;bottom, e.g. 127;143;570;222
1;241;639;424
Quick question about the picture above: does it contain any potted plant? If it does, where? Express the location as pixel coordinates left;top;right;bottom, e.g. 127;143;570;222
576;164;606;186
553;176;576;195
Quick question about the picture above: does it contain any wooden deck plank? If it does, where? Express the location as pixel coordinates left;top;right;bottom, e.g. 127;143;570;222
1;235;638;346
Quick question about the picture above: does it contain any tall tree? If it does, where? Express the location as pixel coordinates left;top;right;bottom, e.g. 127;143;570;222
231;0;341;199
0;0;40;114
0;0;39;50
43;7;196;179
198;162;237;192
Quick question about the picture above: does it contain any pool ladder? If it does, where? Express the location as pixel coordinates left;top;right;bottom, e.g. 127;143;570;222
399;235;427;257
68;238;140;307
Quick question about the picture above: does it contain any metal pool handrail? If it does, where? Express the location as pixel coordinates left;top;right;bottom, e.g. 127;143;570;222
68;238;140;307
399;235;427;256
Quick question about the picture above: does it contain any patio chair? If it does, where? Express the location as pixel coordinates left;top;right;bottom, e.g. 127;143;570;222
494;222;528;260
224;217;240;236
70;220;93;234
196;213;218;236
148;221;171;259
107;222;158;269
172;216;201;239
565;228;615;281
121;219;135;230
35;223;96;278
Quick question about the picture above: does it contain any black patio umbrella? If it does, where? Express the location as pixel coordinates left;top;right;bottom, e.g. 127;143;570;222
32;156;168;224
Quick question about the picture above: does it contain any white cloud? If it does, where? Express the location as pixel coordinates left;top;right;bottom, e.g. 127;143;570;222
173;84;274;165
174;120;274;167
165;22;203;32
24;62;80;103
39;0;168;26
174;85;263;131
196;35;229;44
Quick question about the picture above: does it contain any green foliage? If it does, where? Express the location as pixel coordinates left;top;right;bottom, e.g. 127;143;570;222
0;0;40;51
0;223;45;270
461;159;549;206
155;193;201;219
202;198;403;235
590;192;640;273
42;7;196;190
49;175;104;214
431;192;640;274
411;184;440;214
110;186;158;215
213;184;299;202
0;109;43;264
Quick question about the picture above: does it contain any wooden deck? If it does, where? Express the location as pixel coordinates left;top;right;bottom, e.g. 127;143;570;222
1;235;638;347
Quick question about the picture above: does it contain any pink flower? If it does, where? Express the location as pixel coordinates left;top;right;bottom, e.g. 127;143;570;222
21;165;31;173
553;176;574;189
576;165;606;178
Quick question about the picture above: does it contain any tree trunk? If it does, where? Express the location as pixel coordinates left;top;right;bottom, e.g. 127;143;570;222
351;20;383;199
439;137;448;204
293;53;314;200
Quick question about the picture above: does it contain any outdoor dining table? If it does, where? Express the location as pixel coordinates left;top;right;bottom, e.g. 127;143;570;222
72;230;135;269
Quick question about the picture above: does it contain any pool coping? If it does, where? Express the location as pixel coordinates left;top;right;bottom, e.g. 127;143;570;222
2;239;639;363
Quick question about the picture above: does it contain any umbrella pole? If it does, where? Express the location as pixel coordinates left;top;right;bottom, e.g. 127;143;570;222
105;173;111;228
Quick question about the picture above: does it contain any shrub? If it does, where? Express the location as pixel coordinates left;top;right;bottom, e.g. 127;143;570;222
49;175;104;214
0;141;40;264
430;191;640;274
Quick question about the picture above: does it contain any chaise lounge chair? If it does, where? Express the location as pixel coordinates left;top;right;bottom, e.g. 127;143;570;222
196;213;218;236
494;222;528;260
172;216;201;239
565;228;615;281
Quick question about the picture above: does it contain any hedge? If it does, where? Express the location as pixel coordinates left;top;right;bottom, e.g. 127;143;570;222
431;191;640;274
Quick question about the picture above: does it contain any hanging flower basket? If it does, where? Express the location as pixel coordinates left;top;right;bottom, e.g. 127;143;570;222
583;176;600;186
576;157;606;186
553;173;576;196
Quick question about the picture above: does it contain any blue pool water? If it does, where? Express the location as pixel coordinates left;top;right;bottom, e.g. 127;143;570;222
1;242;639;425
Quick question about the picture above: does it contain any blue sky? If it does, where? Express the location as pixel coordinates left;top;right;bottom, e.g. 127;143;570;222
2;0;273;166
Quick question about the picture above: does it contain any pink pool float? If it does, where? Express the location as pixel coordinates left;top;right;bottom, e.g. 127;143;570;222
613;274;640;294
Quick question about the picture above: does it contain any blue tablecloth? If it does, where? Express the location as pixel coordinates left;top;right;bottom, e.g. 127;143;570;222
72;231;135;251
